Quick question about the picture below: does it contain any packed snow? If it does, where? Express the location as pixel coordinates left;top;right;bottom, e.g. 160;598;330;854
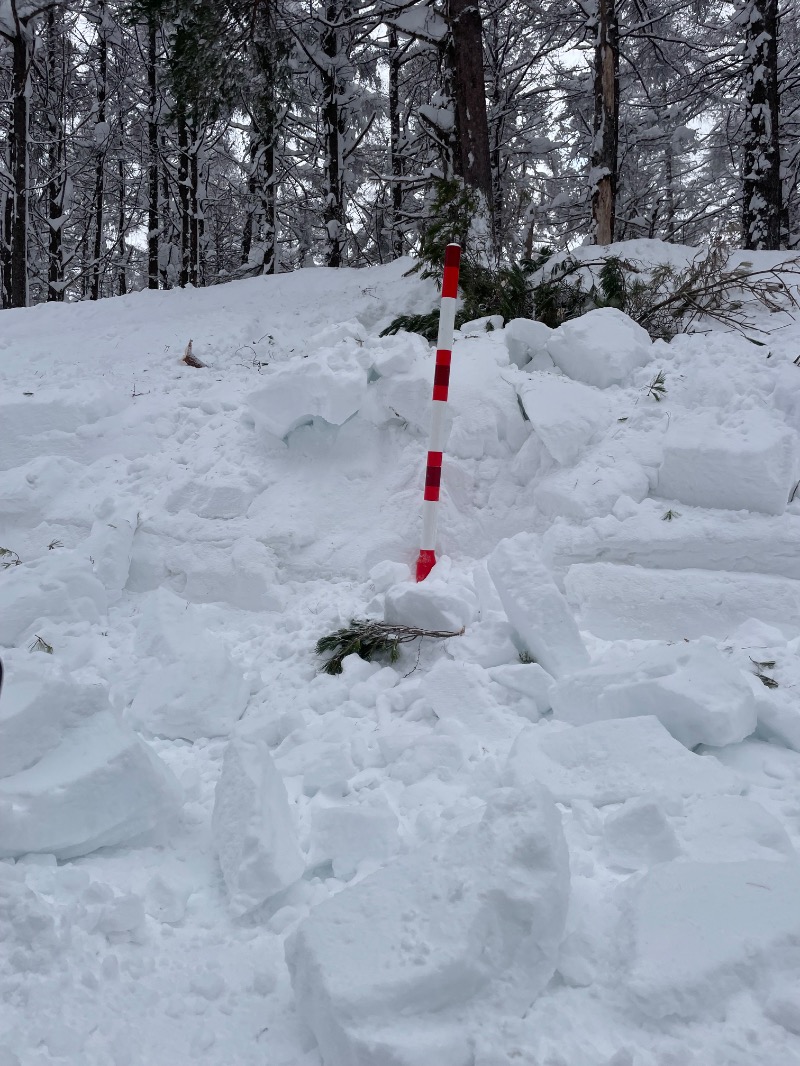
2;243;800;1065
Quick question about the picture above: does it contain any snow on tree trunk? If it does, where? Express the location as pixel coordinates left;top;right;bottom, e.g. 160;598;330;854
739;0;782;250
147;18;159;290
448;0;494;255
590;0;619;246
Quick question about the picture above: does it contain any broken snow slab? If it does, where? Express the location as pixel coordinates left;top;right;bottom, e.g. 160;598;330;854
488;533;588;678
546;307;653;389
550;640;757;749
287;785;569;1066
515;373;618;465
505;717;742;806
564;562;800;640
619;859;800;1020
656;409;798;516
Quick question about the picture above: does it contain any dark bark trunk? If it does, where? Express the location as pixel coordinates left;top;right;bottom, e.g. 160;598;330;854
189;132;199;286
117;156;127;295
46;8;65;302
177;105;190;286
591;0;619;245
147;19;159;289
388;26;404;259
10;30;29;307
90;10;108;301
321;0;347;268
741;0;782;249
448;0;493;222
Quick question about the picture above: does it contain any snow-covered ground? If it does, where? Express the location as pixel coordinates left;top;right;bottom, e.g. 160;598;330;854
3;243;800;1065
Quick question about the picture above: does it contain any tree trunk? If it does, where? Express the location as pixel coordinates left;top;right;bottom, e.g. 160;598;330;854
10;30;30;307
46;8;66;302
117;156;127;295
177;105;190;286
321;0;347;267
147;19;159;289
189;129;200;286
741;0;782;250
591;0;619;245
388;26;404;259
90;8;108;301
448;0;494;237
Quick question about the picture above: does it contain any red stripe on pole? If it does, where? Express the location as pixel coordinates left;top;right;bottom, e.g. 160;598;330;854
427;451;443;467
433;364;451;391
432;384;449;402
442;245;461;298
435;349;452;366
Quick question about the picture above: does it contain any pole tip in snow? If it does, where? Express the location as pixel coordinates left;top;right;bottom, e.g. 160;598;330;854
415;550;436;583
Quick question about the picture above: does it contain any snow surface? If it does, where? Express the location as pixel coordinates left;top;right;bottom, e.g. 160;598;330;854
2;249;800;1064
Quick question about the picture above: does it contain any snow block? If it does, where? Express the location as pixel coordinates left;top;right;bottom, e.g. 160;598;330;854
309;804;399;880
384;576;476;634
656;410;798;516
212;730;305;916
546;308;652;388
287;785;569;1066
541;505;800;583
620;859;800;1019
248;351;368;440
602;797;681;871
506;717;741;806
564;562;800;640
130;586;250;739
165;478;258;520
534;456;650;522
678;795;794;863
0;668;106;778
0;705;182;860
487;533;589;678
516;374;616;465
0;553;106;647
550;640;758;749
488;662;554;718
128;651;250;741
81;504;137;603
419;659;518;741
504;319;553;369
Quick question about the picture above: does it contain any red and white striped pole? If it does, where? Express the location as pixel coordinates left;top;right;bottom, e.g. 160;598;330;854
416;243;461;582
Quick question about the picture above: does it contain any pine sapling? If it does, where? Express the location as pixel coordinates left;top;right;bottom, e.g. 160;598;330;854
315;618;463;675
647;371;667;401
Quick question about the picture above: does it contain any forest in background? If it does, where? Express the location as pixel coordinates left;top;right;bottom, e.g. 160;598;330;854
0;0;797;308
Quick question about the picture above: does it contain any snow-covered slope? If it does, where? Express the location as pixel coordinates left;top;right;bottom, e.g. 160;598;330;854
3;251;800;1065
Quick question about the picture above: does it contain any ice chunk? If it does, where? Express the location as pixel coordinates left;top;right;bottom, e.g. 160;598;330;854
212;730;305;916
287;785;569;1066
506;717;741;806
678;795;794;862
308;804;399;880
546;308;652;388
516;374;616;465
487;533;589;678
249;351;368;440
0;707;182;860
565;562;800;640
656;410;797;516
602;797;681;870
0;552;106;647
550;641;757;748
384;575;476;634
621;859;800;1019
504;319;553;369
